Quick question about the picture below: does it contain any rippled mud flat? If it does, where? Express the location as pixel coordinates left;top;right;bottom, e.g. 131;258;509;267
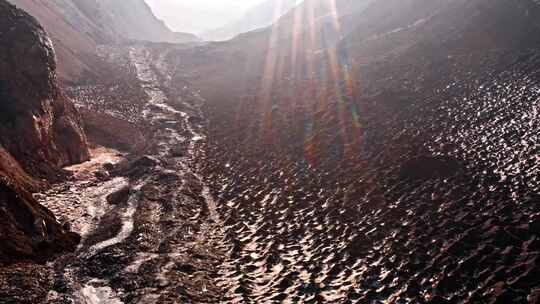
198;49;540;303
2;39;539;304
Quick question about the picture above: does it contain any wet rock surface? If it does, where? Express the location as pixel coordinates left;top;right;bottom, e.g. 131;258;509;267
1;45;229;303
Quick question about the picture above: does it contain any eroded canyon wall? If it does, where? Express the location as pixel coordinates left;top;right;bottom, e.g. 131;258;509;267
0;0;88;263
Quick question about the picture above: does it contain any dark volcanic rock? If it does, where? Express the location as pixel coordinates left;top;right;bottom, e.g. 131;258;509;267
106;186;131;205
133;155;160;168
182;0;540;302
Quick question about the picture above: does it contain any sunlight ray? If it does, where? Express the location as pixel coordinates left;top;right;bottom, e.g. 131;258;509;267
290;1;304;77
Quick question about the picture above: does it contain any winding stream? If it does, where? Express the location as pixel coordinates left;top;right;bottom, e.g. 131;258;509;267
38;45;227;304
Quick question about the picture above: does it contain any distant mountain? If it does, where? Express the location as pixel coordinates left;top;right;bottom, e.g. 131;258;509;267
262;0;377;49
145;0;245;35
202;0;299;41
7;0;199;82
98;0;199;44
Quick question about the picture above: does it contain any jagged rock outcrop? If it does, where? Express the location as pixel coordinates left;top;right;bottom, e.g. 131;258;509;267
7;0;199;82
0;0;88;263
5;0;117;82
0;0;90;176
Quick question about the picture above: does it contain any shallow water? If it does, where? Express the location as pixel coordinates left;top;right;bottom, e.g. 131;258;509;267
42;45;229;303
80;281;123;304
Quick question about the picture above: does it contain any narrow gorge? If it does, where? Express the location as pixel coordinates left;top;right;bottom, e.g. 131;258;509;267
1;0;539;303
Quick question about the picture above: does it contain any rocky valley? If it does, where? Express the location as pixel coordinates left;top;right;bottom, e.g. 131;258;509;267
0;0;539;303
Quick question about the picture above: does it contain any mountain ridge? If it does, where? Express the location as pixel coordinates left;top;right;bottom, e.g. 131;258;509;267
202;0;299;41
7;0;199;82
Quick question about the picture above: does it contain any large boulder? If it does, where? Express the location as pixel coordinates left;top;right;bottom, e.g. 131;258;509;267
106;186;131;205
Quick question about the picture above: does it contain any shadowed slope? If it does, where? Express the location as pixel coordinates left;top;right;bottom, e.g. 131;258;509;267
165;0;540;302
0;0;89;264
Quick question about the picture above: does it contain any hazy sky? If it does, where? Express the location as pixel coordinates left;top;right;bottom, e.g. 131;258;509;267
145;0;270;34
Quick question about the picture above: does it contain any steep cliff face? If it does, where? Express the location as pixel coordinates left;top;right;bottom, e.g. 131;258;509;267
7;0;198;82
0;0;90;175
0;0;87;263
5;0;114;82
